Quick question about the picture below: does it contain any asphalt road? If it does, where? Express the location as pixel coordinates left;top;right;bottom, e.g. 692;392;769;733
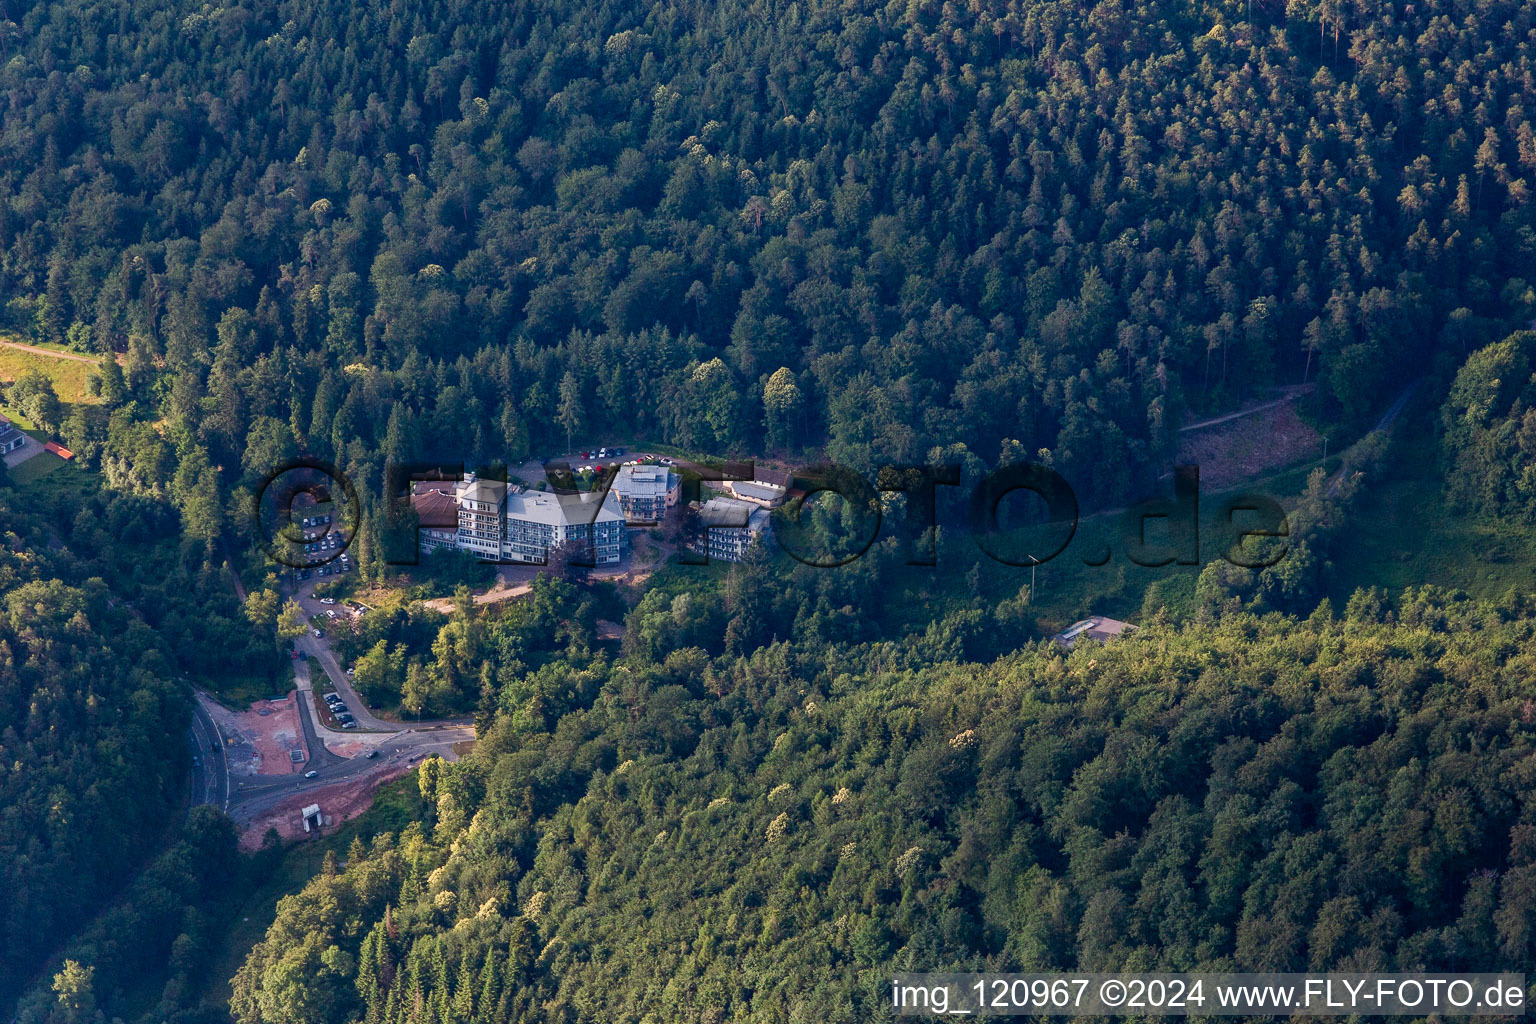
292;621;396;731
187;698;229;813
189;570;476;827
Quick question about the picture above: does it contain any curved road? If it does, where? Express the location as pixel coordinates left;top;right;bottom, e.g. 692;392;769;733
188;699;230;812
189;560;476;826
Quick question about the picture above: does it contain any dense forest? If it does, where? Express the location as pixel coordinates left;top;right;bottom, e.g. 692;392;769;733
1441;330;1536;520
1;0;1535;526
0;467;291;1006
224;591;1536;1024
5;0;1536;1018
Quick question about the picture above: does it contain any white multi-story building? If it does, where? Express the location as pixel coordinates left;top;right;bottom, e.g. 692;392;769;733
457;478;508;560
611;463;680;522
411;474;627;565
501;487;626;565
695;496;771;563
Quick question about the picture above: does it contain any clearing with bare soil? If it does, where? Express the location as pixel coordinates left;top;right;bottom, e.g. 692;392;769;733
198;692;309;775
1178;394;1323;489
236;761;416;850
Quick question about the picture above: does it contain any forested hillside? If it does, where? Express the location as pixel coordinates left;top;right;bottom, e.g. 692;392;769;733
227;592;1536;1023
7;0;1536;1017
0;482;185;999
2;0;1535;522
0;463;292;1007
1442;330;1536;520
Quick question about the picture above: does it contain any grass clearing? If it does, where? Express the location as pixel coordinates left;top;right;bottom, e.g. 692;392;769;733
206;671;293;708
0;402;38;430
18;459;98;505
7;452;62;484
1325;420;1536;603
0;344;99;404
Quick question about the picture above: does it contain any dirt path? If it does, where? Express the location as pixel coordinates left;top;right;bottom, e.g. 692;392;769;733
1180;384;1314;432
0;338;105;364
421;579;533;614
1325;380;1417;497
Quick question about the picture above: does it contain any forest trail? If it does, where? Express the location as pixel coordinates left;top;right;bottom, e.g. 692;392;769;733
1325;381;1418;498
0;337;105;364
1179;384;1314;432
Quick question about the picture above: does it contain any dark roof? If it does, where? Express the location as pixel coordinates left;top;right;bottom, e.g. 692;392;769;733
410;489;460;529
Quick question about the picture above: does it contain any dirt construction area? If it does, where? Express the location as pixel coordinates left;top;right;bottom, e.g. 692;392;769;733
1178;398;1323;489
236;760;417;851
199;692;310;775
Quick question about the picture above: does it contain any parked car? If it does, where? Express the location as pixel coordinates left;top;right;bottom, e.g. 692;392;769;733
341;721;358;730
346;667;355;676
304;770;318;778
312;628;324;637
613;447;625;456
320;597;336;605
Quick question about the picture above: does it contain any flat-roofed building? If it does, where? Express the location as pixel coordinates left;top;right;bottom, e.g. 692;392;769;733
502;488;627;565
695;497;771;562
401;473;626;566
407;471;630;567
1051;616;1136;649
611;464;680;522
724;475;788;508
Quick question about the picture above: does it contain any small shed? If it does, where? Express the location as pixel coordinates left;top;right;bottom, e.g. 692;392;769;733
301;804;322;832
1052;616;1136;650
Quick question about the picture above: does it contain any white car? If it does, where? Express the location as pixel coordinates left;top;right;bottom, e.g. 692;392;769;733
320;597;336;605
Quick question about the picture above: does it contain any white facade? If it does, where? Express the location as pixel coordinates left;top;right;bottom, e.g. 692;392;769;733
695;497;771;562
0;415;24;455
611;464;680;522
419;474;628;565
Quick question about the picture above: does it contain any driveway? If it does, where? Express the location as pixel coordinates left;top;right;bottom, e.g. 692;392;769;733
1;437;45;470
